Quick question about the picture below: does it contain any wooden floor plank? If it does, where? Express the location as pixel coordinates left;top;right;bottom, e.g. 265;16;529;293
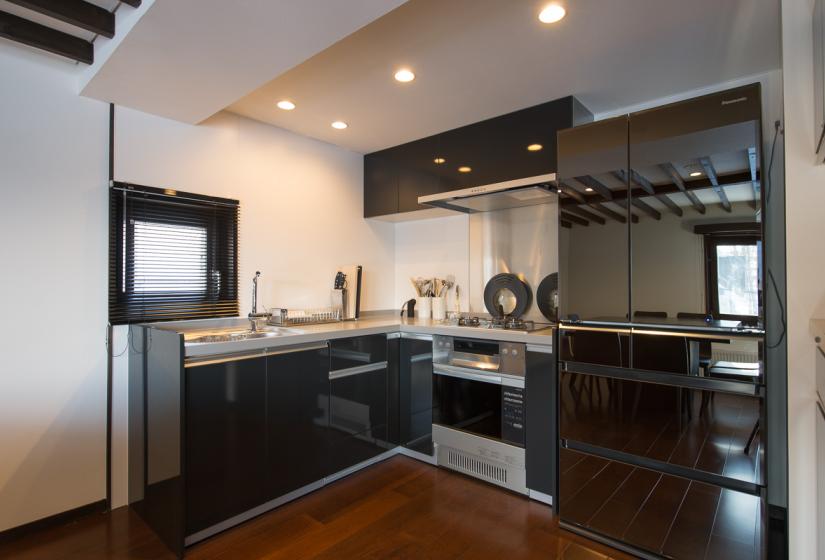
0;455;632;560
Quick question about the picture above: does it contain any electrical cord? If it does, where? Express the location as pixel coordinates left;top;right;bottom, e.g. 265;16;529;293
764;118;786;349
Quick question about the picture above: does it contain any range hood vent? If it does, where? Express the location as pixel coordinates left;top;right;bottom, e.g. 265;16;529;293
418;173;557;213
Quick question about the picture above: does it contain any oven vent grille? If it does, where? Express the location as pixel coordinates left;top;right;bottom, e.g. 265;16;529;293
446;449;507;485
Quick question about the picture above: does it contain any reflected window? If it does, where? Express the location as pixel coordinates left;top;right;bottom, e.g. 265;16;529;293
706;237;760;320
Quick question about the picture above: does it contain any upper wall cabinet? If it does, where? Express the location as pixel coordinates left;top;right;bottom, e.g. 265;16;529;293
365;96;593;220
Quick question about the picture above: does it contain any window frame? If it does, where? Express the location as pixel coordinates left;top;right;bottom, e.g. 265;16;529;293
704;234;761;322
109;183;239;325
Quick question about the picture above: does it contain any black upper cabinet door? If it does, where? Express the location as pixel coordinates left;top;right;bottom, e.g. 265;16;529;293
397;134;443;214
557;115;630;324
266;346;330;500
364;96;593;218
364;150;398;217
437;97;585;190
185;357;268;535
628;83;763;326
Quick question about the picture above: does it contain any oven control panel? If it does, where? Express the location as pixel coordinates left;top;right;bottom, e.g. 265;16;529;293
502;387;526;446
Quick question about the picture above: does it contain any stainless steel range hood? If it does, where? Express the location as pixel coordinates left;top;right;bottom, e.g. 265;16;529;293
418;173;558;213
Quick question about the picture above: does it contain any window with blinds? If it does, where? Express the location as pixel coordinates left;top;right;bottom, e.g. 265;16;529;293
109;183;239;325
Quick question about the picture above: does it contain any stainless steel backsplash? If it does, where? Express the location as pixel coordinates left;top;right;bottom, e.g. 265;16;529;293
468;200;559;322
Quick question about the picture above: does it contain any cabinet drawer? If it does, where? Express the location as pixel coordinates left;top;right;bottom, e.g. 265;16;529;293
559;448;763;560
329;334;388;371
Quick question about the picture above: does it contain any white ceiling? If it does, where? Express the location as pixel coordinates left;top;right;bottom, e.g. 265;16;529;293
79;0;407;124
227;0;782;153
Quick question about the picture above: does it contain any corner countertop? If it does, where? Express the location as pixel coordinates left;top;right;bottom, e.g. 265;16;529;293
147;313;555;359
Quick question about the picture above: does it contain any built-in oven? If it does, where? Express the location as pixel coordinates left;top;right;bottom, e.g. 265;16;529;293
431;335;527;494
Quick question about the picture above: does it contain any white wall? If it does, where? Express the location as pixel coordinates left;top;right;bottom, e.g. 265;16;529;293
782;1;825;558
0;45;109;532
0;41;397;526
394;214;469;312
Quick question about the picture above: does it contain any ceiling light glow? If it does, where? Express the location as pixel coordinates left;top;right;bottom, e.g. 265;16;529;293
458;166;472;173
331;121;348;130
538;3;566;23
394;68;416;83
276;100;296;110
585;187;594;192
434;157;446;164
689;171;702;177
527;144;543;152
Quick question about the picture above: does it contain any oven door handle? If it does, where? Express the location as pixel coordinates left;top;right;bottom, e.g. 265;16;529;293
434;363;502;384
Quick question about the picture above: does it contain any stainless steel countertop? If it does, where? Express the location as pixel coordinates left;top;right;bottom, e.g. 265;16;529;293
147;314;555;358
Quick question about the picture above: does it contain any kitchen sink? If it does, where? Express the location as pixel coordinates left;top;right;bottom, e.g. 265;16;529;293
184;326;304;344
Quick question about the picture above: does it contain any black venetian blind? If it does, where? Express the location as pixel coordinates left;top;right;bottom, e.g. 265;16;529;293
109;183;239;325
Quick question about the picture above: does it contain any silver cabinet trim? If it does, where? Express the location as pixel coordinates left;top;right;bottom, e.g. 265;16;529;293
328;361;388;380
401;332;433;341
526;344;554;355
186;342;328;368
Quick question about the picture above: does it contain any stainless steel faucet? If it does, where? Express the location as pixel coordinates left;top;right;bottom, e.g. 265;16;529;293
248;271;270;330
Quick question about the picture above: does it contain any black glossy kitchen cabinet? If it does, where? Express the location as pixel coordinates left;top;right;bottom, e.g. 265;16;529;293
365;96;593;218
327;362;389;475
399;335;434;454
329;333;387;371
266;345;330;500
185;356;268;535
525;347;557;500
364;150;398;218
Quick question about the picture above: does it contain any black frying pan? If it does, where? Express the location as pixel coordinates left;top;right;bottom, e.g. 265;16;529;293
483;273;532;318
536;272;559;321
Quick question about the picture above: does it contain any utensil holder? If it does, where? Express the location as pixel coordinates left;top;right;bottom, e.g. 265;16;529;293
416;296;432;319
432;296;446;321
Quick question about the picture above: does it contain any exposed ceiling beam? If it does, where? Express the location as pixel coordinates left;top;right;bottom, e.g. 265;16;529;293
0;9;93;64
5;0;115;39
563;206;606;225
559;170;752;215
118;0;142;7
557;181;586;204
575;176;613;200
660;163;706;214
623;169;683;217
699;157;732;212
560;212;589;226
747;146;760;208
589;202;628;223
560;220;572;229
614;197;661;221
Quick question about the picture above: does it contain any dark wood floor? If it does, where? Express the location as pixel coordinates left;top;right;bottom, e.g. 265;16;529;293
0;456;632;560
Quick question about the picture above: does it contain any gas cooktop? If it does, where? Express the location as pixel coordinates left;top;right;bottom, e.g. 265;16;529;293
455;315;551;333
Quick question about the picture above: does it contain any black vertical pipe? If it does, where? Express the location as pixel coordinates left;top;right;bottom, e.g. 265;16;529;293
106;103;114;510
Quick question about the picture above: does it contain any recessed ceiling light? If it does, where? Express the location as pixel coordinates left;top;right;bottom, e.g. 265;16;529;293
458;166;472;173
434;157;446;164
527;143;543;152
538;3;566;23
394;68;415;83
276;100;296;111
331;121;348;130
557;188;563;193
689;171;703;177
585;187;594;192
